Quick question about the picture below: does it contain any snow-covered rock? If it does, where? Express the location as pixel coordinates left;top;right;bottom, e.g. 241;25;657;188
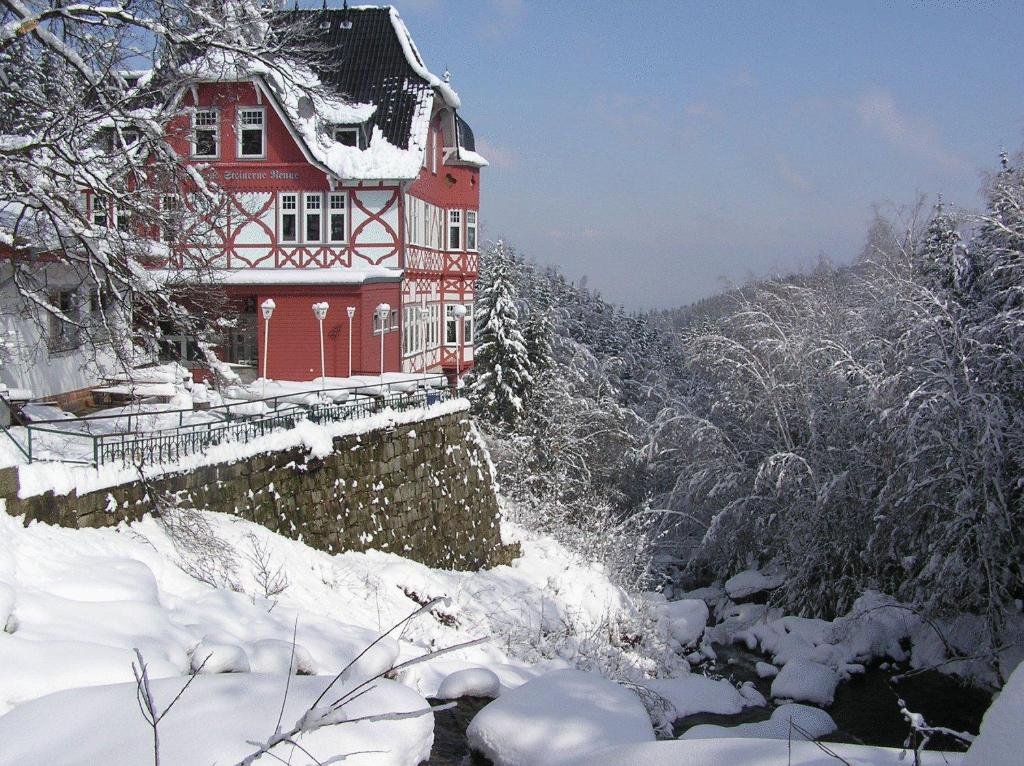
681;703;837;740
641;674;747;720
561;739;963;766
661;598;709;648
191;639;251;673
0;674;433;766
738;680;768;706
963;662;1024;766
436;667;501;700
725;569;785;600
771;660;841;706
466;669;655;766
757;661;780;678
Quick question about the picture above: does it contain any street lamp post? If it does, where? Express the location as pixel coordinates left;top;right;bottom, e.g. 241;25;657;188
346;306;356;378
376;302;391;380
452;303;467;377
260;299;275;381
312;301;329;392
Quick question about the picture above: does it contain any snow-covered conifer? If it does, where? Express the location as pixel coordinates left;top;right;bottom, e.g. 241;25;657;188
469;241;533;426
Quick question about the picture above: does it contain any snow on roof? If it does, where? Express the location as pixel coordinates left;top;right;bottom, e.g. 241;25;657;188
447;147;489;168
174;6;483;181
150;266;402;287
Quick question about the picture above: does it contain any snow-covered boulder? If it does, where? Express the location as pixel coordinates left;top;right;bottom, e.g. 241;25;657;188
191;639;251;673
771;660;841;706
725;569;785;600
738;680;768;707
661;598;709;648
466;669;655;766
436;667;501;700
562;739;962;766
0;674;433;766
641;675;747;720
681;703;837;740
247;638;316;675
757;661;780;678
963;662;1024;766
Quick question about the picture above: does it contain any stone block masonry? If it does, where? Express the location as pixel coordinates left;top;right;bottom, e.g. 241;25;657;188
0;407;516;571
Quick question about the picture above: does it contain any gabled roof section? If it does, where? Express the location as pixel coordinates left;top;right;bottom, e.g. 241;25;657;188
284;6;459;151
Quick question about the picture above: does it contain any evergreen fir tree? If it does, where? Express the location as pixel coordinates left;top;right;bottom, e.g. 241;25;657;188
523;295;555;389
918;196;973;298
469;242;533;426
975;150;1024;312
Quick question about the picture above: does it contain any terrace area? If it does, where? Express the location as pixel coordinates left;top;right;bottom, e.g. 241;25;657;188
0;366;451;468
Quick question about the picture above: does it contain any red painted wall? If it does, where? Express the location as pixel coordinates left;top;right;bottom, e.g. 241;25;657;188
236;283;401;380
407;116;481;209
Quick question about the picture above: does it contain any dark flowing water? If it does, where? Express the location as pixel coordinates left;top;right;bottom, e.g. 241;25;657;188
674;643;992;752
426;648;992;765
427;696;491;766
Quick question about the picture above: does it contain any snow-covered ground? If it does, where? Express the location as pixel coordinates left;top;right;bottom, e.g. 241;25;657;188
0;503;1016;765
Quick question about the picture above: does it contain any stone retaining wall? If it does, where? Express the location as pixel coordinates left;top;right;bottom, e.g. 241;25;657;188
0;410;513;570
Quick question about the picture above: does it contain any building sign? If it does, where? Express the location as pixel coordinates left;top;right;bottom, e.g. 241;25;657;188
222;170;300;181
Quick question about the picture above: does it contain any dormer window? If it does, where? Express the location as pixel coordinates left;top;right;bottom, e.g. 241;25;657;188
334;126;360;148
192;109;219;159
238;108;265;158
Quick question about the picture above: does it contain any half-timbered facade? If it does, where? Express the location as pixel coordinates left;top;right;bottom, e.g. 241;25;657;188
158;5;485;381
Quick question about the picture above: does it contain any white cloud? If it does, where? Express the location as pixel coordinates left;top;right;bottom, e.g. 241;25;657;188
856;87;969;172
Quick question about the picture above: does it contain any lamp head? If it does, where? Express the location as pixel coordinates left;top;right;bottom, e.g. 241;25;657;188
261;298;276;320
452;304;467;319
346;306;356;319
312;301;329;321
376;303;391;316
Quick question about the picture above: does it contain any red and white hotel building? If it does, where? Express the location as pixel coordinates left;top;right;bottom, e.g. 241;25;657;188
157;6;486;382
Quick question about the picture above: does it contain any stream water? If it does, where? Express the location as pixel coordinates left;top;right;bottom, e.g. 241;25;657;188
679;643;992;751
425;645;993;765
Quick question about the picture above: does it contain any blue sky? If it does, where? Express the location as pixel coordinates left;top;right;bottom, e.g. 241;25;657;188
388;1;1023;308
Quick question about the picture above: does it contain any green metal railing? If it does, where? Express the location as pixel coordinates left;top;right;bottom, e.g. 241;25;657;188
3;377;451;467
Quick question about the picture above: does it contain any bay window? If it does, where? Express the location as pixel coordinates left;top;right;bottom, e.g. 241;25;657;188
466;210;478;251
447;209;461;251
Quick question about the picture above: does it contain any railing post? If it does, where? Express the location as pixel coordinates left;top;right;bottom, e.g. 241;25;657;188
26;427;32;463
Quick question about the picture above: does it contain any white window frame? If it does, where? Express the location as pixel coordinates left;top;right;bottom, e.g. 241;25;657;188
279;192;298;244
304;192;323;243
191;108;219;159
427;303;440;349
334;127;359;148
447;209;462;251
466;210;478;252
91;194;108;228
428;128;436;174
328;192;347;243
444;304;463;347
237;107;266;159
464;302;474;344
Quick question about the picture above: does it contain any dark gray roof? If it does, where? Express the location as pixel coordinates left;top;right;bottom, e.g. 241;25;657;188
281;7;434;150
456;114;476;151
